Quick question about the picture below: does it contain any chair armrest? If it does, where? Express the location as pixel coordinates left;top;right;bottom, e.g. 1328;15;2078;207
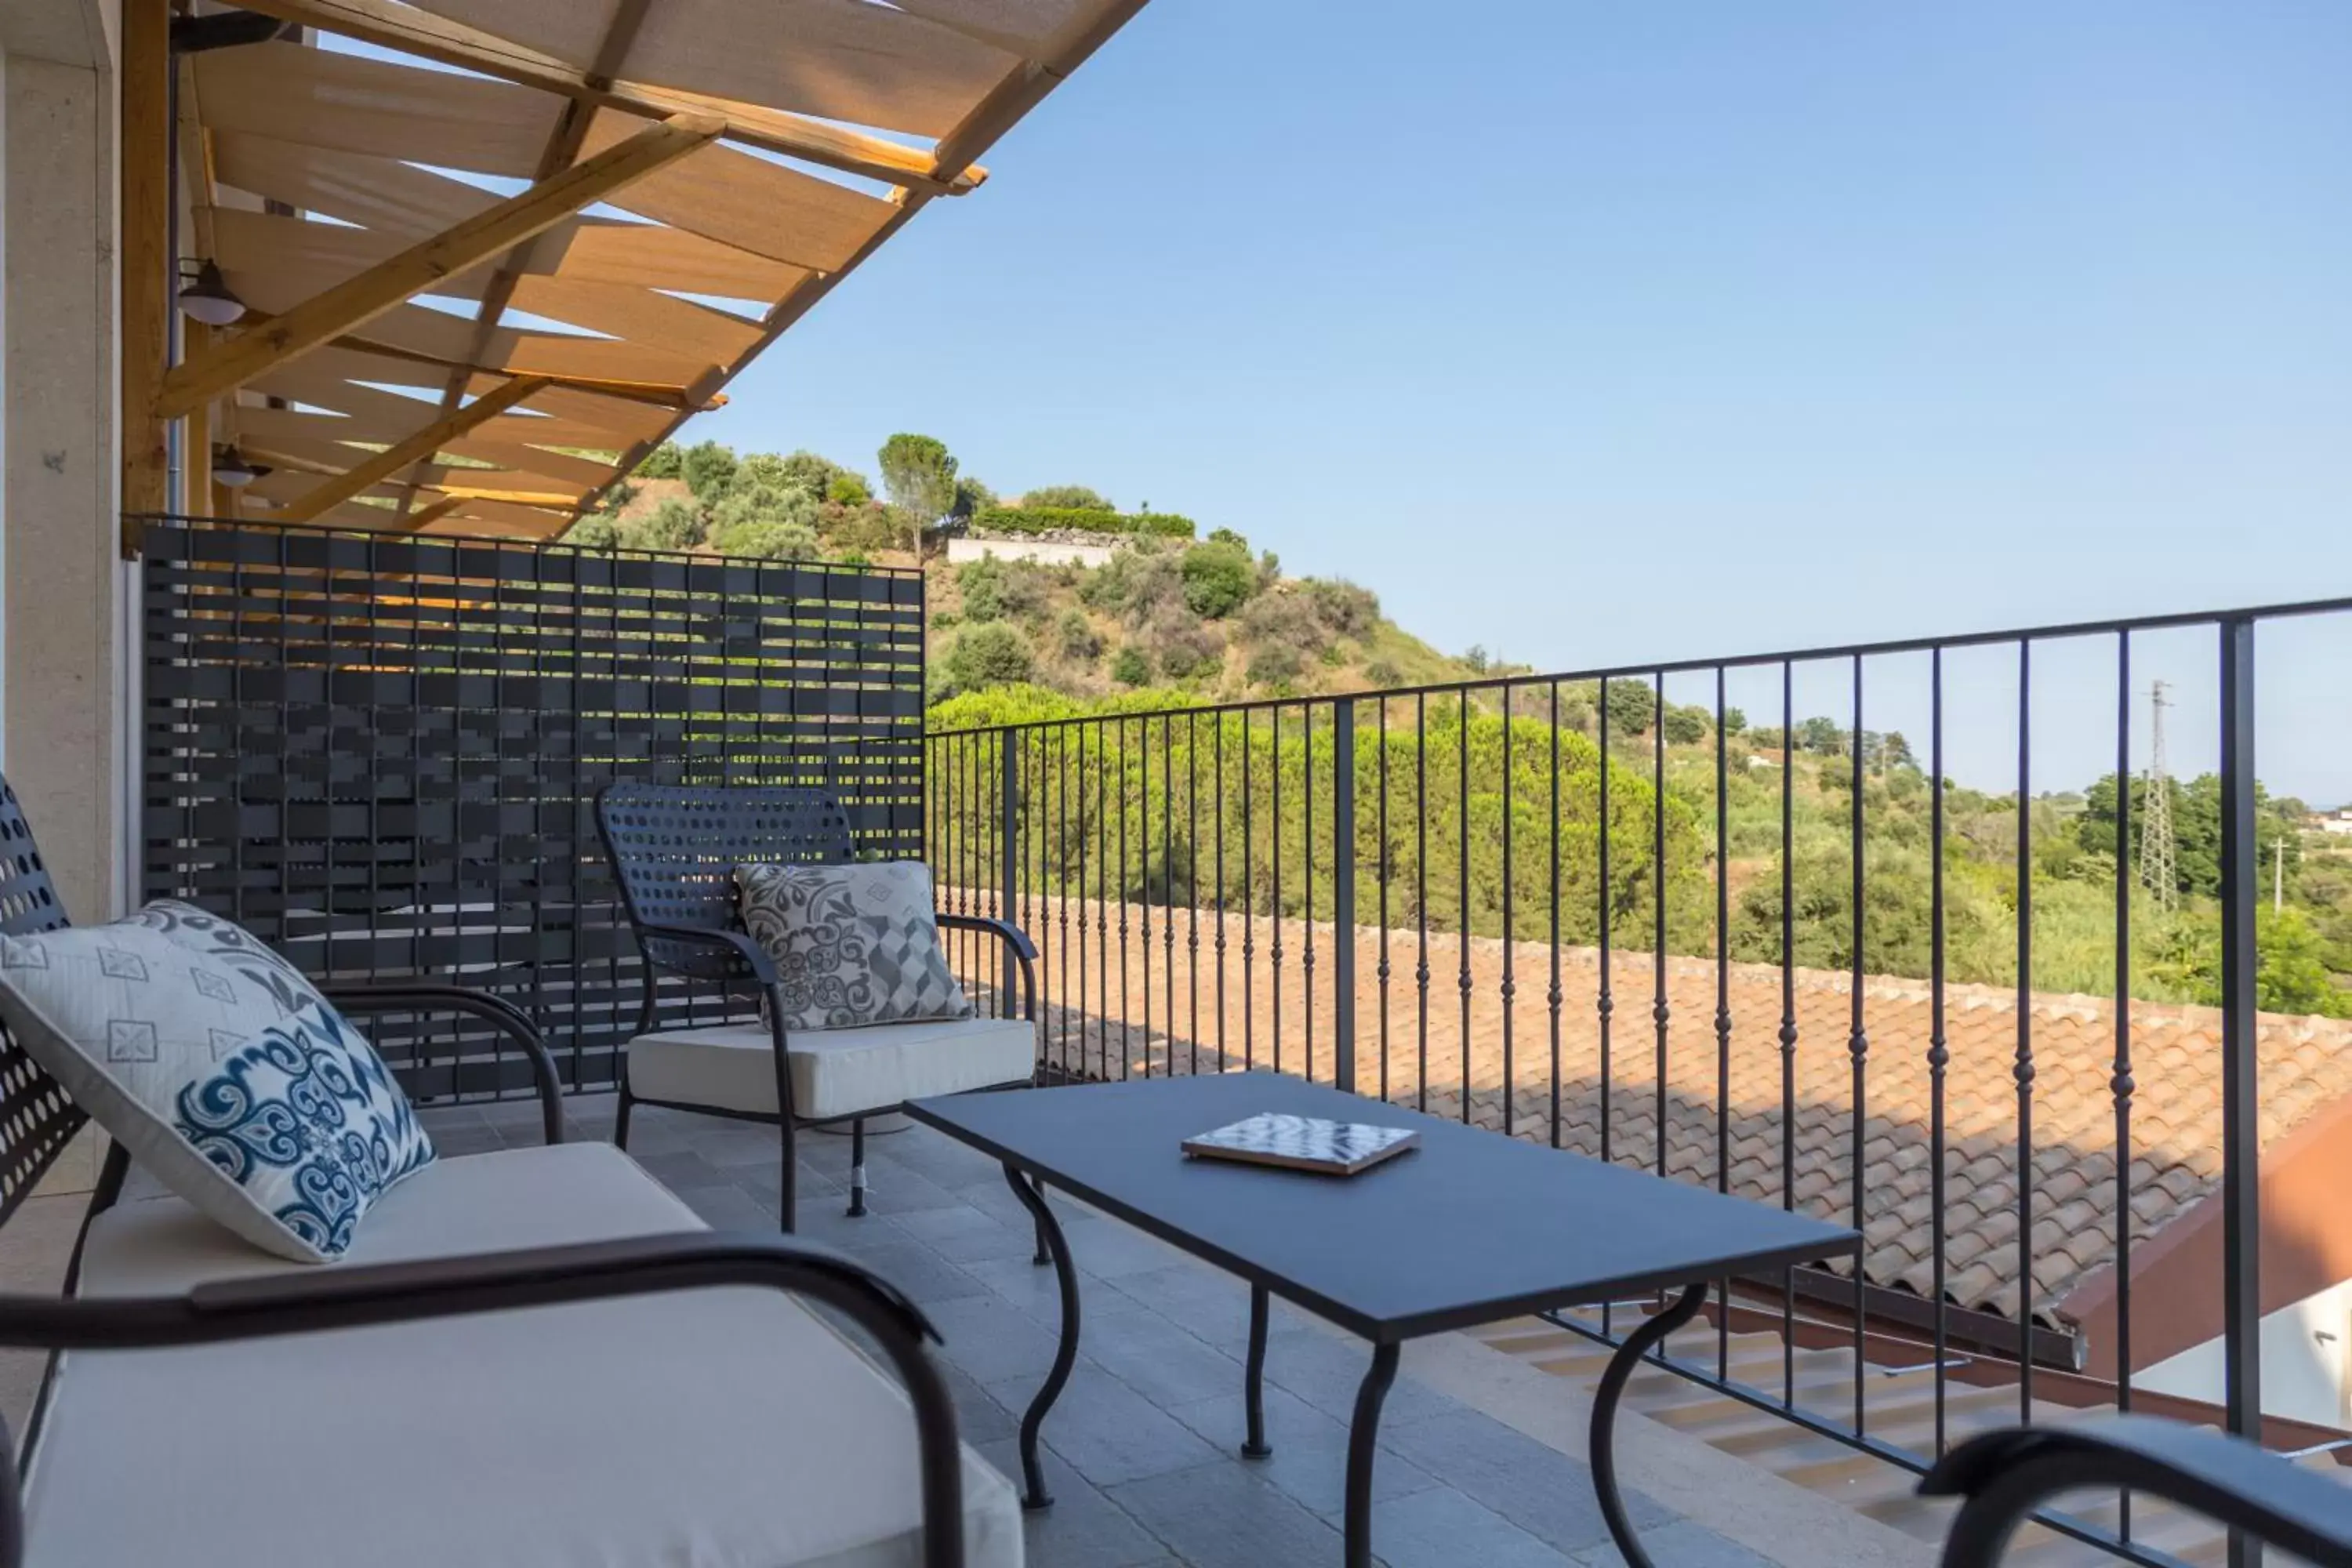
0;1232;965;1568
1920;1415;2352;1568
635;920;779;987
320;983;563;1147
935;914;1037;1022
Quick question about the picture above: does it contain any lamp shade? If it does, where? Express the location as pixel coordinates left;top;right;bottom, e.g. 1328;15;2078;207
212;445;270;488
177;260;245;327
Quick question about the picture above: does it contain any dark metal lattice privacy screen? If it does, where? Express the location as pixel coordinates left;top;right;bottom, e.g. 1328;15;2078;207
139;517;925;1098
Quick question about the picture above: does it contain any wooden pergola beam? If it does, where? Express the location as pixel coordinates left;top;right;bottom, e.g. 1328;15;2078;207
224;0;985;195
393;496;466;535
230;306;719;413
155;112;720;419
275;376;551;524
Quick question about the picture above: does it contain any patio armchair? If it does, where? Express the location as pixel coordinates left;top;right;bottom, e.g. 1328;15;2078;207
1922;1414;2352;1566
0;778;1010;1568
596;782;1040;1229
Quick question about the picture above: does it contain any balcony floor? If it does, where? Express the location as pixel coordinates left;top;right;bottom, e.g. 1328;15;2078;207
416;1093;1926;1568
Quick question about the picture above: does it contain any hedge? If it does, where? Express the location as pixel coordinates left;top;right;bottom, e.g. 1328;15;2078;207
971;506;1196;539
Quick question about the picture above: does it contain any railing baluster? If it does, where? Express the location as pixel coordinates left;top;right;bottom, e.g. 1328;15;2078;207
1502;684;1516;1138
1243;712;1256;1073
1119;715;1132;1080
2218;618;2262;1568
1715;666;1733;1383
1332;700;1357;1095
2114;630;2135;1542
1416;692;1430;1112
1305;703;1316;1083
1272;704;1284;1076
1653;671;1669;1203
1599;677;1615;1338
1215;715;1229;1073
1058;725;1073;1080
1457;689;1472;1125
1140;717;1154;1079
1189;711;1200;1079
1549;679;1564;1152
1165;715;1178;1076
1096;720;1110;1082
1930;651;1950;1455
1779;659;1797;1407
1849;655;1867;1436
2016;640;2035;1425
1379;696;1392;1105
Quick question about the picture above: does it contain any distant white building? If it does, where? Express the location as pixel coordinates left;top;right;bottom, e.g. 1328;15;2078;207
2313;809;2352;837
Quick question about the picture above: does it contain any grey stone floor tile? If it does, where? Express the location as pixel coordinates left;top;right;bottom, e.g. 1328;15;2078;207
989;1364;1221;1490
687;1123;790;1167
836;1240;989;1307
1080;1305;1245;1409
1104;1460;1343;1568
929;1293;1071;1385
1100;1261;1256;1348
1057;1215;1189;1279
855;1159;968;1217
891;1205;1044;1264
939;1360;1019;1446
730;1159;844;1204
1381;1409;1673;1558
629;1148;731;1192
974;1439;1170;1568
670;1183;777;1230
957;1251;1079;1322
1569;1520;1774;1568
783;1198;907;1247
1373;1486;1576;1568
1163;1388;1439;1519
1258;1325;1455;1427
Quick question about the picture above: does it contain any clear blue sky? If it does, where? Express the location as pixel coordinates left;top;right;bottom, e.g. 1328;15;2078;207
681;5;2350;800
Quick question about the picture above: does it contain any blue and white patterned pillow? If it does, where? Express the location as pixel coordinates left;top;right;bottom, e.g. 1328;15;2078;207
0;907;434;1261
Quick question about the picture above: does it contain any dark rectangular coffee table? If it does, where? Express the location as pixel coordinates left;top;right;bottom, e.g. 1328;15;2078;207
908;1074;1860;1568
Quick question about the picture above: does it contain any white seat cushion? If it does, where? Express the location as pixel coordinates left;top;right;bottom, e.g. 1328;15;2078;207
27;1143;1022;1568
630;1016;1036;1120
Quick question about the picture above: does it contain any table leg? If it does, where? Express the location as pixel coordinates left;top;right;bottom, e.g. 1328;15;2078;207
1243;1283;1273;1458
1591;1280;1709;1568
1004;1163;1080;1511
1343;1342;1399;1568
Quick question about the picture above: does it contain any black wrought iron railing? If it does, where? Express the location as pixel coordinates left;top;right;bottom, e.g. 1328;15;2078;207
927;595;2352;1566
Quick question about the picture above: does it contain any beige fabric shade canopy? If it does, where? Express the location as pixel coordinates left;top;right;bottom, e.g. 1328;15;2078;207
176;0;1147;539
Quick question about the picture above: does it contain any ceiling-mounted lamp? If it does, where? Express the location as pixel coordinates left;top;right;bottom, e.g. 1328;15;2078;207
176;260;246;327
212;445;270;488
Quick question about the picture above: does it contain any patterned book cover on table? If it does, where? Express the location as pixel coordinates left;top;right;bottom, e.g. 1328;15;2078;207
1181;1112;1421;1176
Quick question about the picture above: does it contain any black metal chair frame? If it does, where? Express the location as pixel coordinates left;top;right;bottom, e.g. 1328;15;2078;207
1921;1414;2352;1567
0;777;969;1568
596;782;1040;1231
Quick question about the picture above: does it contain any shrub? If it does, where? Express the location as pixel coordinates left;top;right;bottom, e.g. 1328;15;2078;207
1302;578;1378;638
1056;608;1102;662
1180;543;1257;619
1111;646;1151;686
1022;484;1114;511
953;476;997;519
1141;607;1221;679
827;471;873;506
1364;659;1406;689
1722;706;1748;735
931;610;960;630
773;450;841;503
635;497;706;550
710;483;820;559
956;556;1051;624
945;623;1035;691
1208;527;1250;553
603;477;641;510
1662;705;1709;746
634;441;683;479
1239;590;1332;658
1603;679;1658;735
1245;643;1304;688
972;506;1196;539
1080;543;1182;623
681;440;738;501
564;514;621;549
